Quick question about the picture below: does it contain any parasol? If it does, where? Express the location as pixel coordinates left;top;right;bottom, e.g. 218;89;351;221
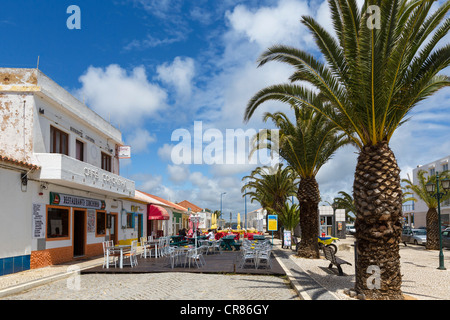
211;213;216;229
237;213;241;230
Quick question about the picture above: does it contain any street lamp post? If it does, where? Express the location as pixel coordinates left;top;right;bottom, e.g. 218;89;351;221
426;171;450;270
220;192;226;227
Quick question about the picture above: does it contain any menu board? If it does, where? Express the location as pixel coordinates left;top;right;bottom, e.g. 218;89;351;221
87;209;96;233
32;203;45;239
283;230;292;248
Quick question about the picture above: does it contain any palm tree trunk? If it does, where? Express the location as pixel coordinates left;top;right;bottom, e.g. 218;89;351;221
297;177;320;259
426;208;440;250
353;142;403;300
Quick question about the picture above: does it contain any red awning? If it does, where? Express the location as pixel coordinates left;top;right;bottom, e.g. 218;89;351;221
148;205;170;220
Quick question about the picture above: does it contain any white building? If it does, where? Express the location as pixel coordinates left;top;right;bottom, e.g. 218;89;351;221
0;68;145;274
247;208;266;232
409;155;450;229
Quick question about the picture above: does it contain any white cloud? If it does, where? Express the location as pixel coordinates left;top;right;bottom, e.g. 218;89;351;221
125;128;157;154
167;164;190;183
225;0;313;50
76;64;167;128
156;57;196;100
157;143;175;161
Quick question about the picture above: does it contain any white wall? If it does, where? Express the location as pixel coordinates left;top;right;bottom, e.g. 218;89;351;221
0;168;33;259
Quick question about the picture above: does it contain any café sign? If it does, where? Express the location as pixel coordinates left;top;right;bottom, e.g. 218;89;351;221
50;192;106;210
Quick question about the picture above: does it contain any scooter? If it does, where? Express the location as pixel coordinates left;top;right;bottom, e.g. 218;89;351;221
318;235;339;253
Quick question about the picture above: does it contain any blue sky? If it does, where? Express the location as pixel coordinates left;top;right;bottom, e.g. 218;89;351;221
1;0;449;218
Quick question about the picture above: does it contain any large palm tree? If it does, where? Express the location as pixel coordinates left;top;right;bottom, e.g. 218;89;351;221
402;170;450;250
251;106;349;258
245;0;450;300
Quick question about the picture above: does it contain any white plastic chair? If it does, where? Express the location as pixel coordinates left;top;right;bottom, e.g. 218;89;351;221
185;248;204;268
123;240;138;267
102;240;119;268
140;237;155;258
209;240;222;255
238;247;258;269
166;247;186;268
256;247;273;269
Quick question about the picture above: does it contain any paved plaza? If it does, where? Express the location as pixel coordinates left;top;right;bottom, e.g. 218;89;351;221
0;272;298;300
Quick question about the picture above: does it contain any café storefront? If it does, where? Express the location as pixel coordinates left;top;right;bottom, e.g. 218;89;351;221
31;191;112;268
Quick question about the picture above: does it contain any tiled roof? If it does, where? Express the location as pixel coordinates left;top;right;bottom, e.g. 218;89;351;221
0;155;40;170
177;200;203;213
138;191;188;212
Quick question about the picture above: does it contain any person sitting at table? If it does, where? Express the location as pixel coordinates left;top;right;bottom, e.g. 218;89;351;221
179;228;186;238
206;229;215;241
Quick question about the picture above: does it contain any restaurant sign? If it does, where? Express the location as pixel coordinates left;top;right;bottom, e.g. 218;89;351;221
50;192;106;210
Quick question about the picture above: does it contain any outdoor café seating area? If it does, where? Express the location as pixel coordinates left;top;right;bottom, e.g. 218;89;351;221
86;233;285;276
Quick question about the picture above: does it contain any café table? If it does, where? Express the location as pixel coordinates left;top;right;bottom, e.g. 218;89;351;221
108;245;131;269
170;235;183;245
143;240;159;258
253;235;266;241
221;235;237;251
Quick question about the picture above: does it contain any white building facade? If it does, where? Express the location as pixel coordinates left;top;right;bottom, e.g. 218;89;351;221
409;155;450;229
0;68;143;274
247;208;266;232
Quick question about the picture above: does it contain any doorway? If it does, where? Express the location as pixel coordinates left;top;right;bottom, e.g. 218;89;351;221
108;213;118;245
319;216;333;237
137;214;143;240
73;209;86;257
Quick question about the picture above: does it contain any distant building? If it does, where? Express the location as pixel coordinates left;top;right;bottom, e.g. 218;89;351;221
409;155;450;229
177;200;203;213
138;191;189;235
247;208;266;232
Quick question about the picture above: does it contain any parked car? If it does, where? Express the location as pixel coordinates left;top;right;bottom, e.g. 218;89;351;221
442;230;450;249
346;225;356;235
402;228;427;245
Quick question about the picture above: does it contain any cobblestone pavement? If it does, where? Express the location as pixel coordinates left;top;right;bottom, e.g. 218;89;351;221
2;235;448;301
1;272;299;300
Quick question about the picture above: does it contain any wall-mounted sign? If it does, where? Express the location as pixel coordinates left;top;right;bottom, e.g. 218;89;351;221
50;192;106;210
87;209;96;233
83;167;128;190
32;203;45;239
118;146;131;159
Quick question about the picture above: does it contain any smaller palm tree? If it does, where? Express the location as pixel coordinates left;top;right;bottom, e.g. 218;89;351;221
402;170;450;250
332;191;356;223
274;202;300;249
276;202;300;231
242;164;298;224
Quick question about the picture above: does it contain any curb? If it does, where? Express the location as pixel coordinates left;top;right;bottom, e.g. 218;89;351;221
273;252;312;300
0;260;104;299
271;240;339;301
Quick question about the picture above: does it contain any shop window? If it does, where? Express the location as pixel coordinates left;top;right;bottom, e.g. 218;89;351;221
96;211;106;236
50;126;69;156
47;206;70;240
101;152;112;172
